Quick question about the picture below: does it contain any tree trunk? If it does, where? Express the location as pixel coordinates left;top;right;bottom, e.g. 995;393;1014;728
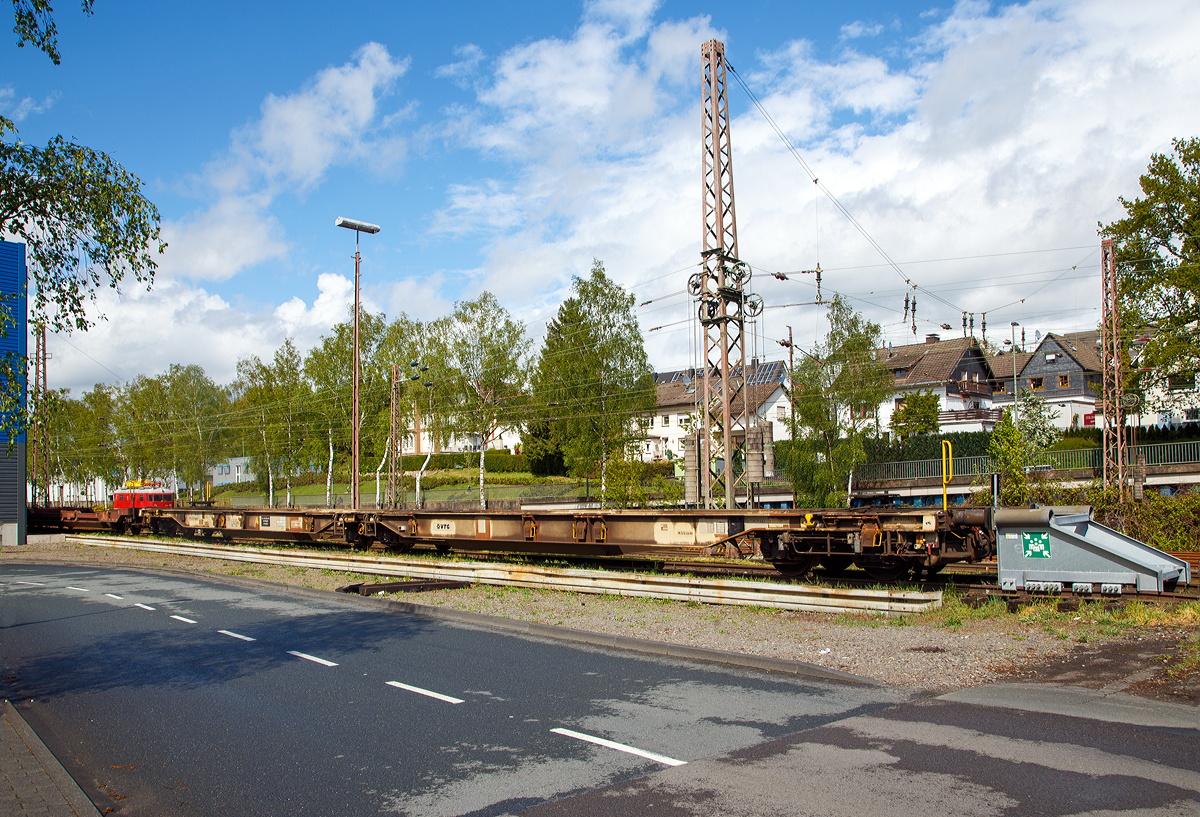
478;442;486;510
261;417;274;508
600;446;608;508
326;426;334;506
286;475;292;508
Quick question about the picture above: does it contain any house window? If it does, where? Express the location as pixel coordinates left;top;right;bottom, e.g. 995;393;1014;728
1030;377;1044;391
1058;375;1070;389
1186;408;1200;422
662;414;670;426
1168;373;1196;392
776;405;786;419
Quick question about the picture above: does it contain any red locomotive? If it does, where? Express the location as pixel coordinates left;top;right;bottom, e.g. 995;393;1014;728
110;481;175;510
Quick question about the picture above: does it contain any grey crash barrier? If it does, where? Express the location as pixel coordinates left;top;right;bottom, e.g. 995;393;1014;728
994;506;1190;594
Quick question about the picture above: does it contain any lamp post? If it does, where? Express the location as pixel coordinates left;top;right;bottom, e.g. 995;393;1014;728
1010;321;1020;424
335;216;380;510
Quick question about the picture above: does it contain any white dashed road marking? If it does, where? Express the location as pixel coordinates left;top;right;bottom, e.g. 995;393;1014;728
170;615;198;624
219;630;255;641
66;586;88;592
15;581;44;586
386;681;465;704
134;603;155;610
550;728;687;766
287;651;338;667
105;593;123;599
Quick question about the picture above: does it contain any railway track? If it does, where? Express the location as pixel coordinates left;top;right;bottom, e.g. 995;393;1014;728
63;534;942;616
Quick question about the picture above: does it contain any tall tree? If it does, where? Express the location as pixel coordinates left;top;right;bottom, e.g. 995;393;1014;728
235;354;278;506
164;364;227;501
788;295;894;507
435;292;529;509
1100;138;1200;418
531;261;654;499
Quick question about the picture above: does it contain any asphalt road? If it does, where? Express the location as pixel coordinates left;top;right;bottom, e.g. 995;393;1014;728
1;563;907;815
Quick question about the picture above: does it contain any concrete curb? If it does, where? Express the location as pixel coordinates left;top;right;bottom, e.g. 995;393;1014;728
4;558;879;687
3;700;102;816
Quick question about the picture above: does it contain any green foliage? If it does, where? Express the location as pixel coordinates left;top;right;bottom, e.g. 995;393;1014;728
788;295;895;506
0;125;165;334
863;430;993;462
433;292;530;508
988;408;1029;505
10;0;94;65
1016;389;1061;449
1030;482;1200;552
530;260;654;501
889;390;940;440
521;420;567;476
1100;137;1200;419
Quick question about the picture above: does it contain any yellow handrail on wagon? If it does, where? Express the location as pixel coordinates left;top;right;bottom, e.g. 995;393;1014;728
941;439;953;509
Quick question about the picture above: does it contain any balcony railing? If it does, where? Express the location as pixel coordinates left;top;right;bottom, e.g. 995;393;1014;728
938;408;1003;424
855;440;1200;483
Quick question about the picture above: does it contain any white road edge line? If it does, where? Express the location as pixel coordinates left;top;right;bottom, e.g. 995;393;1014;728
105;593;123;599
219;630;255;642
134;603;156;610
170;615;197;624
15;581;44;586
385;681;465;704
550;728;687;767
287;651;338;667
65;586;88;592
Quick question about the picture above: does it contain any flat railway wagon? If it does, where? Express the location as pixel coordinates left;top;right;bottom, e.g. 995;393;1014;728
27;483;176;534
139;504;993;583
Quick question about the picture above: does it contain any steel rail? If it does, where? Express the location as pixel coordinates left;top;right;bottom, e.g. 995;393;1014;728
66;535;942;616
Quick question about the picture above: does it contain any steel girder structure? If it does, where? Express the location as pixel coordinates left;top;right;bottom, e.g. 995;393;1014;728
696;39;762;510
1100;239;1128;497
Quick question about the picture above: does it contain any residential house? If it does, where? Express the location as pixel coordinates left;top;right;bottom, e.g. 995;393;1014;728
876;334;1000;434
643;360;791;462
993;330;1102;430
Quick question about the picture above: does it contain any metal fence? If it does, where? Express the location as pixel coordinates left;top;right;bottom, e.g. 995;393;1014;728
855;440;1200;483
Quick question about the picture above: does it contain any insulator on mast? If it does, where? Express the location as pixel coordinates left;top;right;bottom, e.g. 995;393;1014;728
911;295;917;334
981;312;986;343
962;311;967;336
903;292;909;322
969;313;974;336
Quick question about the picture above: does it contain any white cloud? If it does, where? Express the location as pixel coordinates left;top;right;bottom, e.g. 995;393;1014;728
230;42;410;191
157;195;287;282
48;271;372;393
0;86;56;123
435;44;485;89
162;43;410;282
440;0;1200;368
841;21;885;39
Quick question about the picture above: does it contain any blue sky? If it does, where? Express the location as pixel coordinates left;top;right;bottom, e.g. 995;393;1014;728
4;0;1198;393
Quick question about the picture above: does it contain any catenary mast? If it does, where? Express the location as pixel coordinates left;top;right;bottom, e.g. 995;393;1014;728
695;39;759;509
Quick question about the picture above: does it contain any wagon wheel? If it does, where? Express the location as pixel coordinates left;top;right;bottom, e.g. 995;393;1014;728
818;554;854;574
862;558;912;583
772;555;818;579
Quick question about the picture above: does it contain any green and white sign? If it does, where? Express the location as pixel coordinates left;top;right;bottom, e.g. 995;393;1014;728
1022;532;1051;558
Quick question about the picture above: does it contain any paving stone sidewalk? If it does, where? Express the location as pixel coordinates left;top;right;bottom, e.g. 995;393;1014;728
2;701;99;816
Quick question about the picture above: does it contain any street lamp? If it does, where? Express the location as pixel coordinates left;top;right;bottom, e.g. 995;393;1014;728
335;216;380;510
1009;321;1020;423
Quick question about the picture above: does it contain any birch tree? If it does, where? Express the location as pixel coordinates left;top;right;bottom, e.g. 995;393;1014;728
435;293;529;509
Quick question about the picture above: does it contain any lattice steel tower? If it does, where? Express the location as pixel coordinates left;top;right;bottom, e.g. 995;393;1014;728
1100;238;1128;497
693;40;762;509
